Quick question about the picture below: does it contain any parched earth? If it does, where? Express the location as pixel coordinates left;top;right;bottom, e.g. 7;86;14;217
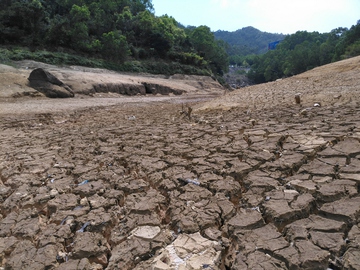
0;57;360;270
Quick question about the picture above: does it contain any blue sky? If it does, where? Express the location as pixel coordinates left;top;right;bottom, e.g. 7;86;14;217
151;0;360;34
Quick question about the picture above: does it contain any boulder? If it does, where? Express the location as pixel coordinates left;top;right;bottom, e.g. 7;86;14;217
28;68;74;98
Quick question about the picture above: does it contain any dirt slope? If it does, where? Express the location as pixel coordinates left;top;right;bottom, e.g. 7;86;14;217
198;55;360;111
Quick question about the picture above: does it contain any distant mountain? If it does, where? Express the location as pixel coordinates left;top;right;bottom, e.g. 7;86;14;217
214;26;286;55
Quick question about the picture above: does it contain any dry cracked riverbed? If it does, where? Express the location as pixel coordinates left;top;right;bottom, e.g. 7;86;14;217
0;56;360;270
1;99;359;270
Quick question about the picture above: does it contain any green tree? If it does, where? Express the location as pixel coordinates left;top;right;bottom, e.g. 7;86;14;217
0;0;48;46
69;4;90;50
101;31;130;62
46;14;71;47
334;21;360;60
189;26;228;75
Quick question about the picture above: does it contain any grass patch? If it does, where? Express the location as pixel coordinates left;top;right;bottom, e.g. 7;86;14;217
0;46;211;76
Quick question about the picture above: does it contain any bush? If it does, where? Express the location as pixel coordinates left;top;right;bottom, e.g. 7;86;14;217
343;40;360;58
101;31;130;62
0;48;12;64
0;46;212;76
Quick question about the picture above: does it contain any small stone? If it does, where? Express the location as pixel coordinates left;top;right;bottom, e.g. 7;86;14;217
80;197;88;206
131;226;161;240
49;189;58;198
94;253;108;266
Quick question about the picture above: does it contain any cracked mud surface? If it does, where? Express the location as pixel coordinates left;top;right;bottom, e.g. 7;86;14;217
1;56;360;270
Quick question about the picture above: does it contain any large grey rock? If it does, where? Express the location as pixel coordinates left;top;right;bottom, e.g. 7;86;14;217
28;68;74;98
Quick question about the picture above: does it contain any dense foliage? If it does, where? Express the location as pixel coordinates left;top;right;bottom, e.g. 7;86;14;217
248;21;360;83
214;26;285;66
0;0;228;76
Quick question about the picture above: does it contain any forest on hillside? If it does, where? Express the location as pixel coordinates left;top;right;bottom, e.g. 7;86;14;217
214;26;285;62
246;22;360;83
0;0;228;76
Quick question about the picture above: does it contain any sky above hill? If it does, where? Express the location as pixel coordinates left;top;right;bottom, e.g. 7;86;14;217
151;0;360;34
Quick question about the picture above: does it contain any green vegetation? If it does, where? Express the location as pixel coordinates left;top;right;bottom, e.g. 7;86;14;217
0;0;228;76
0;47;211;75
214;26;285;65
248;21;360;83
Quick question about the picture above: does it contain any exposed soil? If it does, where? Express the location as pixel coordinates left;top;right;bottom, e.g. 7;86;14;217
0;56;360;270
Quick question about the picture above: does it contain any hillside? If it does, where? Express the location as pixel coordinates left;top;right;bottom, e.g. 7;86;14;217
198;55;360;111
214;26;285;55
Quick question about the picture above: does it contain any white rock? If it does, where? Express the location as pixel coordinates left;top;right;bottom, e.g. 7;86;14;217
49;189;58;198
150;232;221;269
131;226;161;240
80;197;88;206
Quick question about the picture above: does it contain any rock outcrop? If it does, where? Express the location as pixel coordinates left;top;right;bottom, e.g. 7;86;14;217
28;68;74;98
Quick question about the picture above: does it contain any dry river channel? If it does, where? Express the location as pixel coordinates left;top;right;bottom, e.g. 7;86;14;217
0;92;359;270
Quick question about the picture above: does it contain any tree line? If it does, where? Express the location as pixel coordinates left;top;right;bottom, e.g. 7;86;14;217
0;0;228;76
247;21;360;83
